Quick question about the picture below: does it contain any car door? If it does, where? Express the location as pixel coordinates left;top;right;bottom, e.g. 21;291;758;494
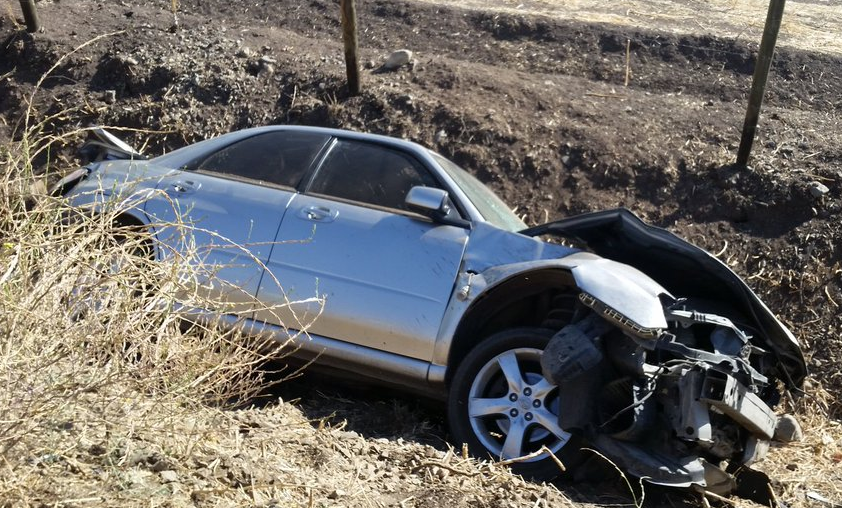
142;130;330;314
255;139;469;361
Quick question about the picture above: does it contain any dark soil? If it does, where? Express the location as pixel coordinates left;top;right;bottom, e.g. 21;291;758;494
1;0;841;504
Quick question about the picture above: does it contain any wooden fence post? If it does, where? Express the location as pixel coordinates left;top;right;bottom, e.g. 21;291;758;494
19;0;41;33
736;0;787;166
340;0;361;96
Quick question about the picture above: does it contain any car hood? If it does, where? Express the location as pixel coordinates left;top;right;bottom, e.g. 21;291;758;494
522;208;807;387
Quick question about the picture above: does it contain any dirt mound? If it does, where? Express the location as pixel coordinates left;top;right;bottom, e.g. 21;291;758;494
1;0;841;505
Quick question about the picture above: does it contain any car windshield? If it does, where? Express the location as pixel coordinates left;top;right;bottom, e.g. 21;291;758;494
431;153;526;232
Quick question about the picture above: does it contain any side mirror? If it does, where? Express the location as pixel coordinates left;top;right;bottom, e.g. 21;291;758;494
405;186;450;217
405;186;471;229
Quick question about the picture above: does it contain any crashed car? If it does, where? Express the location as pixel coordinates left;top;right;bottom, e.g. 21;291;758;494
56;125;806;494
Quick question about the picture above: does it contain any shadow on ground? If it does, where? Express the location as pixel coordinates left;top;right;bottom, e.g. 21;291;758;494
251;364;699;508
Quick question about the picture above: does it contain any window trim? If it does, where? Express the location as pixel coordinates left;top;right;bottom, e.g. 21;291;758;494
298;137;337;192
304;190;444;223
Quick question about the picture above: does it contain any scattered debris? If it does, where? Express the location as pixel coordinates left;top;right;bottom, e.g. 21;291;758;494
384;49;413;70
774;414;804;442
808;181;831;198
159;470;179;483
119;54;139;66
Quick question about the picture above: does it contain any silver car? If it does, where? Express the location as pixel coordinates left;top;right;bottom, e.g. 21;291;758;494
58;125;806;495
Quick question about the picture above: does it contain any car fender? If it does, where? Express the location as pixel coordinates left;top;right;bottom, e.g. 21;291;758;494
480;253;670;331
66;180;156;228
430;253;671;375
63;160;166;259
67;190;154;225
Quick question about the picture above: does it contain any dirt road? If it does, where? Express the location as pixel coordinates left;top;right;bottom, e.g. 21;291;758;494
423;0;842;54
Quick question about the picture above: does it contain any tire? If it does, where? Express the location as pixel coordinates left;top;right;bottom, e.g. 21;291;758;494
447;327;583;480
68;224;153;319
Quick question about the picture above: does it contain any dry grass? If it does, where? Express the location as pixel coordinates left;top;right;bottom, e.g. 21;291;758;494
0;157;310;504
0;36;319;506
759;385;842;506
1;0;21;30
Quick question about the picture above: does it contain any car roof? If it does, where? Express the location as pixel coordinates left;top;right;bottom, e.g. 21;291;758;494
152;125;433;169
147;125;495;224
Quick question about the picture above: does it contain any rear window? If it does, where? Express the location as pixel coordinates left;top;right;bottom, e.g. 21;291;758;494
196;131;329;188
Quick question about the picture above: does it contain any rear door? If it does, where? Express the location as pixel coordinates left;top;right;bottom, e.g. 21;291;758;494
142;130;330;313
255;139;469;361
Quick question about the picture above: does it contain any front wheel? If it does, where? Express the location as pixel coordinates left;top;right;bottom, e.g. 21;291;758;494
447;327;582;480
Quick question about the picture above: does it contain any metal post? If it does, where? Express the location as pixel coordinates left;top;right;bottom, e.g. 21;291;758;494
736;0;787;166
19;0;41;33
340;0;361;96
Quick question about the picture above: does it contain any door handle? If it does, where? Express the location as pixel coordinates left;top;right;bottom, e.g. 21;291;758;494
299;205;338;223
170;180;200;194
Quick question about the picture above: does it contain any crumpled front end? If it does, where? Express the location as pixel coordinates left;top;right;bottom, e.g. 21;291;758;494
524;208;806;387
540;281;803;496
518;209;808;497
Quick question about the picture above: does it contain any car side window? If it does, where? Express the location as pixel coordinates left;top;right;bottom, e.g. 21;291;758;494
307;140;440;211
196;131;330;188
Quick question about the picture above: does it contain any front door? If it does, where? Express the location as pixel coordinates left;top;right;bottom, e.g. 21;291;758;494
255;139;469;361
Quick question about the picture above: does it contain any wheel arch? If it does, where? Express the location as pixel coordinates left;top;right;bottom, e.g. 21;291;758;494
444;267;578;385
112;210;148;228
107;210;157;260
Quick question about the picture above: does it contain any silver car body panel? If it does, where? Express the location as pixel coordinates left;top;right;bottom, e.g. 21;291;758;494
430;223;671;368
565;253;671;331
180;306;448;397
68;158;298;315
66;159;169;216
256;192;469;360
143;169;296;314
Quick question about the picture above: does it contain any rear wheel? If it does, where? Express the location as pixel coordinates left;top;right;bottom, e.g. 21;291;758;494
447;327;582;480
68;222;154;318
